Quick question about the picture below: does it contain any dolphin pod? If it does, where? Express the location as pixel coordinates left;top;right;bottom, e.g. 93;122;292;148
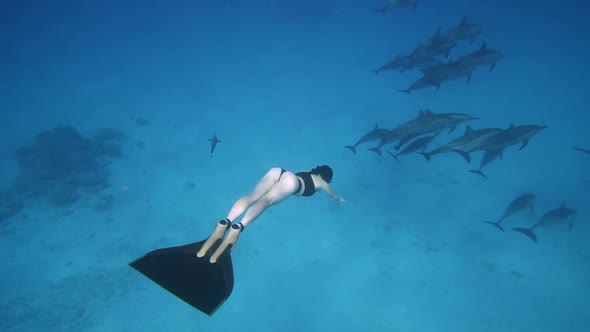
370;13;503;94
345;109;546;179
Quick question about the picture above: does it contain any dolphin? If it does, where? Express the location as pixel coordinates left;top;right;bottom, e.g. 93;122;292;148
468;148;503;179
373;129;405;154
372;55;414;74
421;61;478;80
398;61;477;94
407;55;442;71
375;0;419;14
412;41;457;59
370;111;432;153
375;109;433;148
441;15;484;44
572;146;590;154
464;124;547;153
388;134;436;162
373;55;442;74
419;126;504;163
376;109;479;152
483;193;535;232
437;112;480;122
345;124;390;153
393;110;479;149
209;134;221;158
397;74;442;95
411;29;457;59
512;202;577;243
456;42;504;71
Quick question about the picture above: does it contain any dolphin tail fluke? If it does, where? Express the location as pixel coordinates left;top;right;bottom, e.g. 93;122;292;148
367;147;382;156
387;151;399;163
397;89;412;95
512;228;538;243
344;146;357;154
452;149;471;163
418;152;431;161
469;169;487;179
483;221;504;232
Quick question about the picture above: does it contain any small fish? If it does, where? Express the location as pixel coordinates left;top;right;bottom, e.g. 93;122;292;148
209;134;221;158
132;116;150;126
572;146;590;155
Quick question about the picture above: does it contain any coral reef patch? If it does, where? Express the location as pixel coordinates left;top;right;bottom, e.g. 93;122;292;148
0;125;125;222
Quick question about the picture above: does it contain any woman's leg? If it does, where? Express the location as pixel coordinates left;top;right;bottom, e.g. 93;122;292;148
199;168;283;259
203;170;299;262
239;172;299;228
226;167;283;222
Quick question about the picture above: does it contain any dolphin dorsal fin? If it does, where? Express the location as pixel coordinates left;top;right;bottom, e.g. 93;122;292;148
460;15;468;25
561;202;566;208
424;109;433;115
480;42;487;51
374;123;379;129
465;126;473;134
418;110;425;118
508;123;515;129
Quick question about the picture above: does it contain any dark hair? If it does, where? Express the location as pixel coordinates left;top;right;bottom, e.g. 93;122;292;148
311;165;333;183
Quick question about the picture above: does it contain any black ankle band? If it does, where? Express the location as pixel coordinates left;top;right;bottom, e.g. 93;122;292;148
219;218;231;228
232;222;244;232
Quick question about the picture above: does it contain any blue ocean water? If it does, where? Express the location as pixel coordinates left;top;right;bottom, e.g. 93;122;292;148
1;0;589;331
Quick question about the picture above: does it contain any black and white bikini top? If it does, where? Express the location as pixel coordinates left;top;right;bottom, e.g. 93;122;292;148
295;171;317;197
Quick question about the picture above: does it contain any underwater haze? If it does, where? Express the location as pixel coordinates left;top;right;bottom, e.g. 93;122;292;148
1;0;589;331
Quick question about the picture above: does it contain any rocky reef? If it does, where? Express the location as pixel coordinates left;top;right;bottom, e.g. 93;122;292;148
0;125;125;222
